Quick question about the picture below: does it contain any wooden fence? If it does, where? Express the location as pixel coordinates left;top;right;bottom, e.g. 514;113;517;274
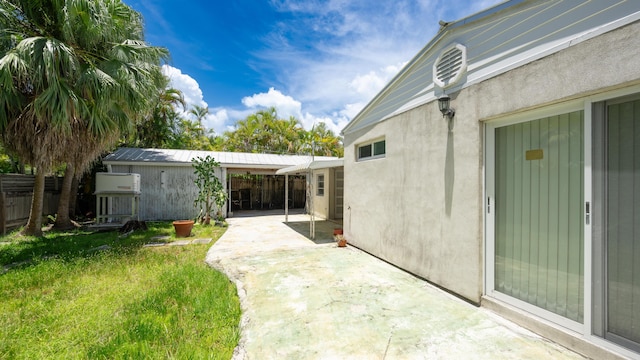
0;174;63;235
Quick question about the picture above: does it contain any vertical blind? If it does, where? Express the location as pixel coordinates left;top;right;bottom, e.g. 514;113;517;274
607;99;640;344
495;111;584;323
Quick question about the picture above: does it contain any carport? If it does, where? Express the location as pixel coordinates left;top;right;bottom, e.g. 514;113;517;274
102;147;339;221
276;159;343;239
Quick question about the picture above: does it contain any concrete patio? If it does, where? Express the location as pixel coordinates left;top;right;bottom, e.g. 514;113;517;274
205;213;584;359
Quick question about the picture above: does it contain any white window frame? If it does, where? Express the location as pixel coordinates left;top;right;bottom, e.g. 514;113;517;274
316;174;325;196
357;138;385;161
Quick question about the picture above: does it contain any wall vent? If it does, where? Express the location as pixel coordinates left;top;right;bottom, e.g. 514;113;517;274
433;43;467;89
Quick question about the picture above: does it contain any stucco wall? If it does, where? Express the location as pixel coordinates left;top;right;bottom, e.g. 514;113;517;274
343;21;640;304
344;104;484;302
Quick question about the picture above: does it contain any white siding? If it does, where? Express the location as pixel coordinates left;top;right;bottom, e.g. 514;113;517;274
345;0;640;134
111;165;225;221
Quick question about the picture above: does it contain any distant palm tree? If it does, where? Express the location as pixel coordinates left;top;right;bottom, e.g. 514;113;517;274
131;84;186;148
310;122;344;157
0;0;168;235
222;107;343;156
189;105;209;134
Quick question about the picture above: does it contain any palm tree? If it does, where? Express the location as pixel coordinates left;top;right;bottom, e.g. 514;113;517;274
0;0;168;235
130;85;186;148
188;105;209;135
309;122;344;157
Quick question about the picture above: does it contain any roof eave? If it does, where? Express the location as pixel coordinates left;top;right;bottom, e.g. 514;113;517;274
341;0;526;135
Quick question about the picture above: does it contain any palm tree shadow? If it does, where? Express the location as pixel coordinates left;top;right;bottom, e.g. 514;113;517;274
0;227;157;271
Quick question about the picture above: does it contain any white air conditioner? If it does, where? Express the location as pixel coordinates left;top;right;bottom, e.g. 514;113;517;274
95;173;141;194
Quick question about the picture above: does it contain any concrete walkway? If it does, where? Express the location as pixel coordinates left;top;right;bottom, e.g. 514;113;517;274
206;213;584;359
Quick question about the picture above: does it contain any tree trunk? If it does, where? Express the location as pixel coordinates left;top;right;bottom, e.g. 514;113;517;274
53;163;76;230
22;170;45;237
69;176;79;220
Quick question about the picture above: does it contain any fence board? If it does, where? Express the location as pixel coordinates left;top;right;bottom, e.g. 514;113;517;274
0;175;63;235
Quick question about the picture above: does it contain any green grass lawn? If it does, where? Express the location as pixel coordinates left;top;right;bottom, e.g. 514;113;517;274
0;222;240;359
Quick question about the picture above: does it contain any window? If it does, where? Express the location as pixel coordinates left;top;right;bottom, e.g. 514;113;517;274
316;174;325;196
357;139;385;161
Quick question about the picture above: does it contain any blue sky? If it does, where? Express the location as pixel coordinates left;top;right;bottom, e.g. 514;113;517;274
123;0;503;134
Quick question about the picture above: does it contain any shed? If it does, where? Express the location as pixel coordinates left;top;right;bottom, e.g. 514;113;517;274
102;147;338;221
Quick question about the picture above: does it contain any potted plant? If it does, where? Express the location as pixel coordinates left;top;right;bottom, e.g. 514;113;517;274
192;155;228;226
335;234;347;247
173;219;194;237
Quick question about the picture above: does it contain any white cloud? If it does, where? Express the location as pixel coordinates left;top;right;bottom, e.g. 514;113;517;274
236;87;351;134
161;65;207;109
244;0;504;134
349;63;406;99
340;102;367;121
204;109;228;134
158;1;503;137
241;87;303;120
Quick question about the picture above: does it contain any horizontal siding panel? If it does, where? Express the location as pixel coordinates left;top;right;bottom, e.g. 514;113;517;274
346;0;640;134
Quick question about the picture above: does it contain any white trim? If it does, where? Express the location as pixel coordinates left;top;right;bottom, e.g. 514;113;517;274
102;161;298;170
489;291;584;333
583;99;593;339
483;124;495;297
583;84;640;104
483;98;585;127
584;335;640;360
316;174;325;197
356;138;386;162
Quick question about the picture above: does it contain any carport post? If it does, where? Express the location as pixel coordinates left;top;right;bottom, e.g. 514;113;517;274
308;169;315;240
285;173;289;222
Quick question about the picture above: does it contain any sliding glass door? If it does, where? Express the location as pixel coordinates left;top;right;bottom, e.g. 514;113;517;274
488;94;640;355
493;111;584;323
602;98;640;350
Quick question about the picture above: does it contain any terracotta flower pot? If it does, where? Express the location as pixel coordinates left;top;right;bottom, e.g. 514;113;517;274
333;228;343;235
173;220;194;238
335;234;347;247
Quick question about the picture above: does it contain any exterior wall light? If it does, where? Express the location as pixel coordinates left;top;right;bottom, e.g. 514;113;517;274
438;95;455;119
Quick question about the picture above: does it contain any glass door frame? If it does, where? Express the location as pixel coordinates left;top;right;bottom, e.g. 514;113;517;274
484;85;640;358
592;94;640;353
484;99;587;334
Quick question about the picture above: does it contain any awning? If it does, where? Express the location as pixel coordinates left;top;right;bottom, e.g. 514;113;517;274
276;159;343;175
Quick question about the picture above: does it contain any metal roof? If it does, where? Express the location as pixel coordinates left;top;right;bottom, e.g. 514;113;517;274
102;147;339;169
276;159;344;175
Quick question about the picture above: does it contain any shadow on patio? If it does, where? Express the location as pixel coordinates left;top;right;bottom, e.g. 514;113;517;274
284;219;343;245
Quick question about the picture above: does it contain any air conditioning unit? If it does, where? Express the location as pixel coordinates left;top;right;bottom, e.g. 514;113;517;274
95;173;141;194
